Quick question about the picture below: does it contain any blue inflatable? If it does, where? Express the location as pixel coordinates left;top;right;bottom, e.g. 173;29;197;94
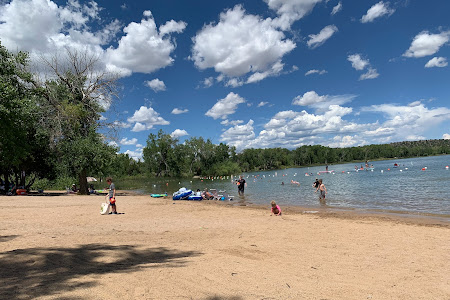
173;188;192;200
187;195;202;201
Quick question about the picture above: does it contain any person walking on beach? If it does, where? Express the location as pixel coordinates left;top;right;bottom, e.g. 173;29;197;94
271;200;282;216
315;179;327;206
106;177;117;214
237;175;246;196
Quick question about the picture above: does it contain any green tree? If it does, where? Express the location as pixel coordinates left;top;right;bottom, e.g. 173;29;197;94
35;49;119;194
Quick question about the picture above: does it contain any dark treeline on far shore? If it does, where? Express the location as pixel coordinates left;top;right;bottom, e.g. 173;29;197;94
1;42;450;194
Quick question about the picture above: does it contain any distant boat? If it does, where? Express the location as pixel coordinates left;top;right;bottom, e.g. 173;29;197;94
393;163;399;168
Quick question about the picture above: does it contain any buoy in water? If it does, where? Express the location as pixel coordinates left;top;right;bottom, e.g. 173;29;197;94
446;166;449;169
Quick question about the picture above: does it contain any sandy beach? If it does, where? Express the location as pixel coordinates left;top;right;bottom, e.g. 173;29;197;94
1;192;449;300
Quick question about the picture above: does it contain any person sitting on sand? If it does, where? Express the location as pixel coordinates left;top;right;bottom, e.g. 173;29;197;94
271;200;282;216
202;188;213;200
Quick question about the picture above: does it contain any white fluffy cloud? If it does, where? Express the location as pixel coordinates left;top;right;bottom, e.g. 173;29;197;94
348;54;379;80
120;137;138;145
443;134;450;140
191;5;295;85
425;57;448;68
105;11;186;76
292;91;357;113
293;91;327;106
220;120;256;148
403;31;450;58
170;129;189;138
221;119;244;126
171;108;189;115
348;54;369;70
264;0;323;30
307;25;338;49
127;106;169;132
0;1;186;81
205;92;246;120
361;1;395;23
124;148;143;161
146;79;166;92
361;103;450;142
305;69;327;76
331;1;342;15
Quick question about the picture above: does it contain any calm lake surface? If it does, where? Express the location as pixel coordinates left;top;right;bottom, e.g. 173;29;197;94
138;155;450;216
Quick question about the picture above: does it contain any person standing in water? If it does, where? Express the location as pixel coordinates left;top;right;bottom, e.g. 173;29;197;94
315;179;327;206
237;175;246;196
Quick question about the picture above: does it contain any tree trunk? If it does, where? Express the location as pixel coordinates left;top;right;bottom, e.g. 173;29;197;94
78;169;88;195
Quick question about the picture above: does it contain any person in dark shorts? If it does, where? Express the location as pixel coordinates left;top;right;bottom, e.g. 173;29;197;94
312;178;320;189
237;175;246;196
106;177;117;214
315;179;327;206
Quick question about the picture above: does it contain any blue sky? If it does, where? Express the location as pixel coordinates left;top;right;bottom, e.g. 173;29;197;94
1;0;449;160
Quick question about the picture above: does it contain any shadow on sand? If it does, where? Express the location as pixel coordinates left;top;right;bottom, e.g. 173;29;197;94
0;244;202;299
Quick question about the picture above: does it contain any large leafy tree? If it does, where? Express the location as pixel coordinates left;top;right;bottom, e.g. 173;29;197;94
143;130;178;177
0;42;52;191
34;49;119;194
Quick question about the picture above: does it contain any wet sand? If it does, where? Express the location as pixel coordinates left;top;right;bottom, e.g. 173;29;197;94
1;192;449;299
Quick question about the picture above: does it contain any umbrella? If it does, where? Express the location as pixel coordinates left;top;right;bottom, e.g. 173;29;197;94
86;177;97;182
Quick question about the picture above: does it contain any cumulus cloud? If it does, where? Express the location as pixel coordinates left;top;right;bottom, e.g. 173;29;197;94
221;119;244;126
105;11;186;76
292;91;327;106
425;57;448;68
443;134;450;140
348;54;369;70
124;148;143;161
191;5;295;86
127;106;169;132
361;1;395;23
171;108;189;115
292;91;357;113
205;92;246;120
328;135;362;148
120;137;138;145
307;25;338;49
220;120;256;148
202;77;214;88
0;0;186;82
361;103;450;141
331;1;342;15
348;54;379;80
264;0;323;30
403;31;450;58
146;78;166;92
305;69;327;76
170;129;189;138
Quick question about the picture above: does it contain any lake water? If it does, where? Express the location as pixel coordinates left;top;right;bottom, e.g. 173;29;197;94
141;155;450;216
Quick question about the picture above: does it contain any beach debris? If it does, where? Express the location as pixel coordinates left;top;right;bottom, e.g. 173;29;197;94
231;272;238;276
286;283;290;288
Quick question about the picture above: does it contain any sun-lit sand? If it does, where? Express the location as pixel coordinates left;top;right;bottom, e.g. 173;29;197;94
1;192;449;300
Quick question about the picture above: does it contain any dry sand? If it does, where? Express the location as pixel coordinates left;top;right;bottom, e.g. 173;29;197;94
1;192;449;300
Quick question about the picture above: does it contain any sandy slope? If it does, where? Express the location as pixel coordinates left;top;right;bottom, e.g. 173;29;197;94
0;193;449;300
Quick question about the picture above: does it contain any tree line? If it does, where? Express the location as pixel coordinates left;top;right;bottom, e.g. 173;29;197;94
1;42;450;194
141;133;450;176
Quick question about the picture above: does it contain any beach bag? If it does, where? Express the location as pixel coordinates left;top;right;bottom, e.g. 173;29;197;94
100;202;110;215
